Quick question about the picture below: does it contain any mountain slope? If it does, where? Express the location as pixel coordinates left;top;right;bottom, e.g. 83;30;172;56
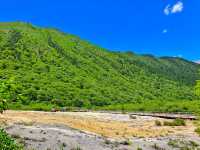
0;22;199;107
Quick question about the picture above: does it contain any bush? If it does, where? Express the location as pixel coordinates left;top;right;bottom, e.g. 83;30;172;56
155;120;162;126
0;99;8;114
0;129;23;150
120;139;132;145
195;127;200;136
152;143;164;150
163;119;186;126
71;147;82;150
8;102;55;111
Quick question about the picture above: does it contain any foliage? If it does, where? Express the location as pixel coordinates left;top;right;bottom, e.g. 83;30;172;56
0;22;199;109
0;129;23;150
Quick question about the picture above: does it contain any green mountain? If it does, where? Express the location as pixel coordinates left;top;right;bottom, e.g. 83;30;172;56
0;22;199;107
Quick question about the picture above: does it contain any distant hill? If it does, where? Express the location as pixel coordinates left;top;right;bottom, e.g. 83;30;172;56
0;22;199;107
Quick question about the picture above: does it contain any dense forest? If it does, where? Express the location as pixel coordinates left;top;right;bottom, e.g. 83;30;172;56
0;22;199;109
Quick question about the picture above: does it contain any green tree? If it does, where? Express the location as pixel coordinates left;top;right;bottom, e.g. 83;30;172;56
195;79;200;97
0;99;8;114
194;70;200;97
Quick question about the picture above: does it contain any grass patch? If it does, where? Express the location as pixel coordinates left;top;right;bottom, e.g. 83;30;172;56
168;139;180;148
168;139;199;149
71;146;82;150
163;119;186;126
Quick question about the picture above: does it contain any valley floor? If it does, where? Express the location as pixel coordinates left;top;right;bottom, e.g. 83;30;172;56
0;111;200;150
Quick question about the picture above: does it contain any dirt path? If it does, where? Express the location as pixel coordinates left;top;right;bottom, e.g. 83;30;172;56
0;111;200;150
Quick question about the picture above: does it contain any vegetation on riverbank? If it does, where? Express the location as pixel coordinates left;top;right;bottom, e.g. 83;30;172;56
0;129;23;150
100;100;200;114
5;99;200;115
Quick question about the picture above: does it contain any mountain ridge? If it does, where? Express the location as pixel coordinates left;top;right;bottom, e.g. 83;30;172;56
0;22;199;107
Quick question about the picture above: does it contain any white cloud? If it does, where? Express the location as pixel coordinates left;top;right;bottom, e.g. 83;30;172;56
164;5;170;15
164;1;184;15
171;1;183;14
173;54;183;58
162;29;168;34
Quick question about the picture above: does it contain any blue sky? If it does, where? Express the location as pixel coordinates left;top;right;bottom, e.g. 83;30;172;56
0;0;199;61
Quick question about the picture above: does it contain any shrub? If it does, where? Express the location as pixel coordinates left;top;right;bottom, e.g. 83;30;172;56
105;139;112;145
155;120;162;126
152;143;165;150
189;140;199;147
120;139;132;145
168;139;179;148
71;147;82;150
0;99;8;114
121;105;126;114
163;119;186;126
195;127;200;136
0;129;23;150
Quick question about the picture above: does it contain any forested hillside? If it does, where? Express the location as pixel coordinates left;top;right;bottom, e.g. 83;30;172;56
0;22;199;108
